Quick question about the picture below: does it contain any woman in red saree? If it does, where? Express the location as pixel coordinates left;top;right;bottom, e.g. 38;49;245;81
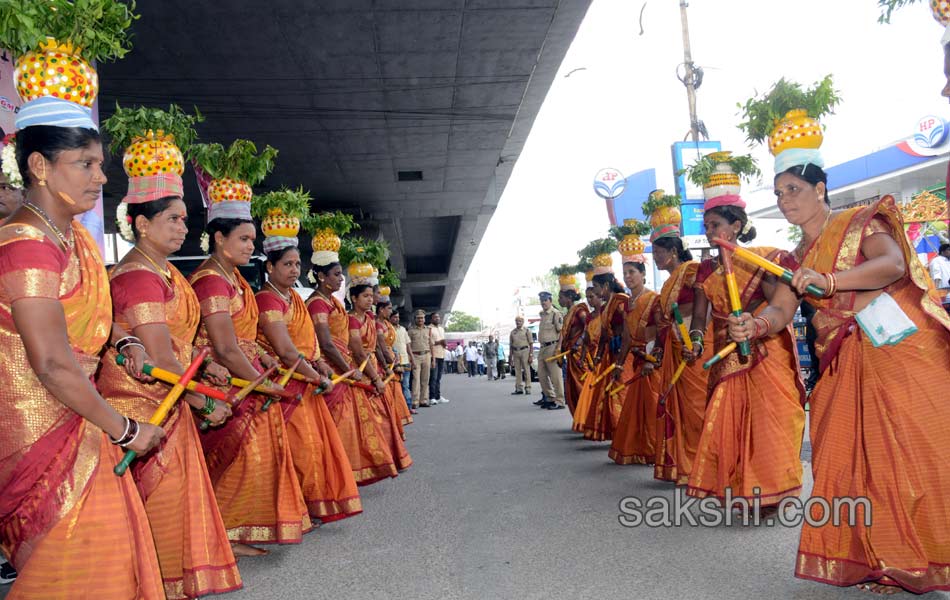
609;260;660;465
571;287;603;432
190;215;310;554
347;283;412;472
256;238;363;524
307;261;403;485
557;282;588;415
729;162;950;594
0;123;164;598
683;198;805;510
650;234;711;485
98;191;241;598
581;267;629;441
376;298;413;429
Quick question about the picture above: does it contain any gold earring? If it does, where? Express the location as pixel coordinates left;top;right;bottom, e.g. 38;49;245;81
37;178;46;187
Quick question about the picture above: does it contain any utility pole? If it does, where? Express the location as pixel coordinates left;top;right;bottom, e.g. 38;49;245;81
678;0;700;143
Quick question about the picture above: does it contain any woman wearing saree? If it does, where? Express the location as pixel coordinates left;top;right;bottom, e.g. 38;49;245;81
255;236;362;523
190;211;310;553
580;265;629;441
0;115;164;598
307;258;403;485
557;280;588;415
376;298;413;429
571;286;603;432
609;260;660;465
681;164;805;510
728;159;950;594
97;166;241;597
648;226;711;485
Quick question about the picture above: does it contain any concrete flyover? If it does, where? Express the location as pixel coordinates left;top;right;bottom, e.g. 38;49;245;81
97;0;593;314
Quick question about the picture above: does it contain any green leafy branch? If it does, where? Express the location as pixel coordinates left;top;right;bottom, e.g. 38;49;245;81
576;257;593;273
577;237;617;259
251;186;312;220
679;152;760;187
877;0;923;23
191;139;278;186
641;192;681;217
551;263;578;276
103;103;203;157
736;75;841;144
0;0;138;63
608;219;651;241
379;266;401;289
303;211;358;236
339;236;388;269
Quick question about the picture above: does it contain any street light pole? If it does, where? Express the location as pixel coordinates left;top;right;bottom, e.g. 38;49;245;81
679;0;700;143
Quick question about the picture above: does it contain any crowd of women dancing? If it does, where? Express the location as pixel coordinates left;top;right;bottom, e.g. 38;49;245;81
0;124;415;599
555;168;950;595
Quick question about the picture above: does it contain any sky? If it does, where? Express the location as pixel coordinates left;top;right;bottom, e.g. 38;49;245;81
450;0;948;325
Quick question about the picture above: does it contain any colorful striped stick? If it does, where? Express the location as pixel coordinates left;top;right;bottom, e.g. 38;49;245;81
115;354;228;401
712;238;826;297
262;356;303;411
657;359;688;406
703;342;737;370
201;365;278;430
115;349;209;475
226;373;297;400
591;363;620;386
544;349;571;362
671;303;693;352
720;248;751;357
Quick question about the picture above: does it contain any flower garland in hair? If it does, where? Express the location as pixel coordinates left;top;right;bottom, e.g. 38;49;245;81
307;270;316;284
115;201;135;242
1;134;22;189
200;231;210;253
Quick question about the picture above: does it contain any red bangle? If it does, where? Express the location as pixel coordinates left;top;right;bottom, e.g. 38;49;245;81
823;272;838;298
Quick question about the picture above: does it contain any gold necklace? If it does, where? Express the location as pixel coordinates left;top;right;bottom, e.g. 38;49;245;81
210;256;236;286
266;280;290;302
23;202;72;251
133;246;172;282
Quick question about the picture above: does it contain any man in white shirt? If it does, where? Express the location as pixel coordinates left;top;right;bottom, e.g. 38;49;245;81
464;341;479;377
391;312;415;414
929;243;950;295
428;312;448;403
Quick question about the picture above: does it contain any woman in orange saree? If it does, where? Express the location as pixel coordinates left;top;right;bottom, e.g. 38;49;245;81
609;260;660;465
376;299;413;429
683;201;805;509
256;240;362;524
190;216;310;554
0;123;164;599
571;287;603;432
307;261;402;485
98;192;241;598
729;164;950;594
558;284;589;416
581;268;629;441
347;284;412;472
650;234;711;485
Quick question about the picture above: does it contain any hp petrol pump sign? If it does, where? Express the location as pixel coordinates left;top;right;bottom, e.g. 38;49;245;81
593;168;625;200
914;115;948;149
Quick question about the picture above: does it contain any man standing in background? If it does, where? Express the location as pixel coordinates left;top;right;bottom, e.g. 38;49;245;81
408;310;432;408
465;341;479;377
428;312;448;404
484;336;498;381
536;291;565;410
391;312;415;414
509;316;533;395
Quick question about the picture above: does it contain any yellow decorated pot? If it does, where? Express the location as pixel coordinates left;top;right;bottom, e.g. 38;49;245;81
933;0;950;25
14;39;99;107
261;209;300;238
768;109;823;156
648;206;682;229
123;131;184;178
558;273;576;287
585;269;594;283
208;177;253;203
311;228;341;253
592;253;612;268
618;233;645;256
348;261;374;279
378;285;391;297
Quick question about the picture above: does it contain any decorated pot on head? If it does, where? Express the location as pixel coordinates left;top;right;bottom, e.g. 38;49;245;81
577;237;618;281
305;211;357;267
682;150;761;217
641;190;683;243
103;105;202;242
253;186;312;256
611;218;650;263
191;139;278;232
339;236;388;294
551;264;579;292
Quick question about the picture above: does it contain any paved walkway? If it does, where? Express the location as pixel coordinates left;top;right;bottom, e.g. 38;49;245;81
4;374;948;599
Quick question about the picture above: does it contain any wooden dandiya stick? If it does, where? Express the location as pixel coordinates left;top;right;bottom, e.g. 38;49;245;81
719;248;751;357
657;360;688;406
115;354;228;401
226;373;297;400
262;356;303;411
201;365;279;430
544;349;571;362
703;342;738;370
712;238;826;297
115;349;209;476
671;303;693;353
591;363;620;386
632;349;658;364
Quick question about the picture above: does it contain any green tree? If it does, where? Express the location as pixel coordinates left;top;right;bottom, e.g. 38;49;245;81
445;311;481;332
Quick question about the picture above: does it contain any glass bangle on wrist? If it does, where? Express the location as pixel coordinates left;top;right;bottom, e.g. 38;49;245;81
200;395;216;416
115;336;143;354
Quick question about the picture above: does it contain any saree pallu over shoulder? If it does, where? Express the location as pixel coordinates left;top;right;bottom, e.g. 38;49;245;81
686;247;805;506
793;198;950;593
0;222;165;598
561;303;590;414
580;293;629;441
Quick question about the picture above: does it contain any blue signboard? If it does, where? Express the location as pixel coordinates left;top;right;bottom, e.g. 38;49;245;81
671;140;721;203
681;203;706;236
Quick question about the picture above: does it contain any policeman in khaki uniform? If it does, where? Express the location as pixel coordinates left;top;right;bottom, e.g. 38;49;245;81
407;309;432;408
509;316;533;395
536;291;565;410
